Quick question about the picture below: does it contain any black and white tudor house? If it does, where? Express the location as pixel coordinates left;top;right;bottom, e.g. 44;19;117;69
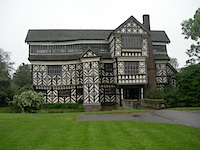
25;15;176;110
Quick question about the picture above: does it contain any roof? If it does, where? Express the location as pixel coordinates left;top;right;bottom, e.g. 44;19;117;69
28;54;81;61
80;49;100;58
28;52;111;61
25;30;112;42
25;29;170;43
25;16;170;43
167;63;178;74
153;54;170;60
114;16;149;34
151;31;170;43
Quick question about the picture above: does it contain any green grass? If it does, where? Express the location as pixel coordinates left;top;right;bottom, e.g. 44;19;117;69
83;108;150;114
0;113;200;150
170;107;200;111
0;107;11;113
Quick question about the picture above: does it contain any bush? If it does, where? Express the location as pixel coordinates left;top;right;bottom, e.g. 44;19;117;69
146;89;164;99
42;103;84;112
0;107;11;113
11;90;44;113
146;86;180;108
163;85;179;108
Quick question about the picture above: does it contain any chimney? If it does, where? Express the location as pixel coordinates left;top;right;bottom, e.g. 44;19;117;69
143;15;150;30
143;14;157;90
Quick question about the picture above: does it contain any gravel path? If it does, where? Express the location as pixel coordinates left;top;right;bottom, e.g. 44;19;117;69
77;110;200;128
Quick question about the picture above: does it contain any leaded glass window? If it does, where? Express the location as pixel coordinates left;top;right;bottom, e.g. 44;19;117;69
104;88;115;95
77;88;83;95
124;62;139;74
58;89;70;97
47;65;62;76
104;63;113;73
36;90;47;96
30;44;109;54
153;45;167;54
122;35;142;48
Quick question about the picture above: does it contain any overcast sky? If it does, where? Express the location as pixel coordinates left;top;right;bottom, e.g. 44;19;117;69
0;0;199;69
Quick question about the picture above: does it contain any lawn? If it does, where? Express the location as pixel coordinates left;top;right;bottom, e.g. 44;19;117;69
170;107;200;111
0;113;200;150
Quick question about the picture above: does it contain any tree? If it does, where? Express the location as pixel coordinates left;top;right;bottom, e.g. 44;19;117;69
0;48;14;73
181;8;200;64
0;48;14;106
176;64;200;106
12;63;32;95
169;57;179;71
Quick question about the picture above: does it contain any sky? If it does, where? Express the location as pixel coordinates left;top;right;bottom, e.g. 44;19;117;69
0;0;199;70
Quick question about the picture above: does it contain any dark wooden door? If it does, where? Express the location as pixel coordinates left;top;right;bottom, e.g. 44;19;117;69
124;88;139;99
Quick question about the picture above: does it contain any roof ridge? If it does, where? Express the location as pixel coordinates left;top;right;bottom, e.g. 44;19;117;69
29;29;113;31
151;30;165;32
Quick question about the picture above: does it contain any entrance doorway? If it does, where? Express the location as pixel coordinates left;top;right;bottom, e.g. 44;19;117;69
124;88;139;99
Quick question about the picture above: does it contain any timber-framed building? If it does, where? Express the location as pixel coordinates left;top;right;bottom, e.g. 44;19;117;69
25;15;176;110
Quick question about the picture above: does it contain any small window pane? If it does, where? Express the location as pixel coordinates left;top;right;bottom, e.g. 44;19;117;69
104;63;113;72
122;35;142;48
77;88;83;95
47;65;62;76
36;90;47;96
58;90;70;97
104;88;115;95
124;62;139;75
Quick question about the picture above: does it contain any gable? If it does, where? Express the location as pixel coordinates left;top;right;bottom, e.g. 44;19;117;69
81;49;99;58
115;16;148;34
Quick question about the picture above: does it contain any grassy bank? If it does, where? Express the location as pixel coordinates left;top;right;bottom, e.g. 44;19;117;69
170;107;200;111
0;113;200;150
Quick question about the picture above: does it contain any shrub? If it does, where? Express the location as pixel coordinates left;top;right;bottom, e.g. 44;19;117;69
12;90;44;113
0;107;11;113
146;86;180;108
146;89;164;99
42;103;84;112
163;85;179;108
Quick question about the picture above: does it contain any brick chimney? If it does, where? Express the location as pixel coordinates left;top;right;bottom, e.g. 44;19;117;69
143;15;157;91
143;14;150;30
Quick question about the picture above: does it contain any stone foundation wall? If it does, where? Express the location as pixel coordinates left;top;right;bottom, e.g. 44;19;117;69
83;103;102;112
141;99;165;109
101;102;118;111
122;99;139;109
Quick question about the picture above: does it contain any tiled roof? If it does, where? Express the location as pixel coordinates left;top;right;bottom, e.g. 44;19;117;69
25;29;170;43
28;54;81;61
25;30;112;42
151;31;170;43
28;52;111;61
153;54;170;60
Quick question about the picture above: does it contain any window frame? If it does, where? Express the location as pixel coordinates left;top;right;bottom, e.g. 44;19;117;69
124;61;139;75
122;35;142;49
104;63;113;73
35;89;47;96
47;65;62;76
58;89;71;97
104;88;115;95
76;88;83;96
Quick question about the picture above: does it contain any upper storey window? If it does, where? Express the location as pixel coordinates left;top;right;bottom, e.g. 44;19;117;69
153;45;167;54
104;63;113;73
122;35;142;49
47;65;62;76
124;62;139;75
30;44;109;54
